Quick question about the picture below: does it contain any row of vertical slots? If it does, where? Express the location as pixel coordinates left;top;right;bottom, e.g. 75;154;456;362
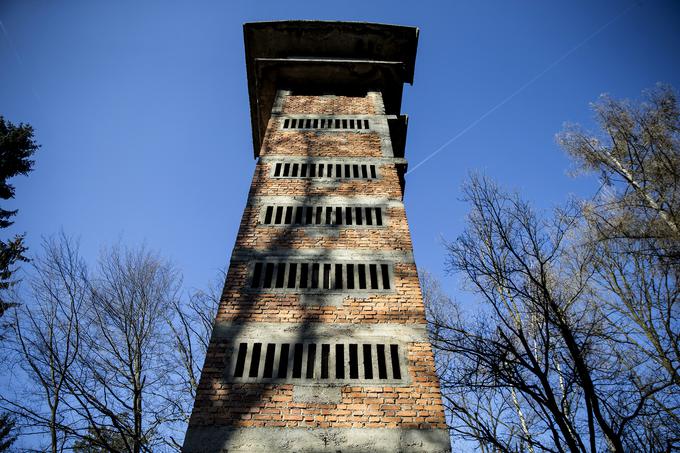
262;205;383;226
232;342;403;381
282;118;370;130
251;262;392;291
273;162;377;179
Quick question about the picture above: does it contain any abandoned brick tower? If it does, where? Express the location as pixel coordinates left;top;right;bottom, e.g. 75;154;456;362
183;21;451;452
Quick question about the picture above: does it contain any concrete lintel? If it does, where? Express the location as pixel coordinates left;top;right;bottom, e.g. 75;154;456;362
231;248;414;263
272;113;385;119
259;155;408;165
293;385;342;403
302;228;341;238
182;426;451;452
212;321;430;343
299;293;346;306
249;195;403;207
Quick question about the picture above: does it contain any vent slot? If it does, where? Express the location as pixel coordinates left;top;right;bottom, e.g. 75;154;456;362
275;263;286;288
287;263;298;288
278;344;289;379
263;263;274;288
306;344;316;379
335;344;345;379
263;344;276;378
321;344;330;379
363;344;373;379
248;343;262;378
250;261;394;292
271;161;378;180
251;263;263;288
292;343;304;378
229;341;407;383
349;344;359;379
390;344;402;379
377;344;387;379
233;343;248;378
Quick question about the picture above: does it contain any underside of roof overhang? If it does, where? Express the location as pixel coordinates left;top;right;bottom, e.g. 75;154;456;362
243;21;419;158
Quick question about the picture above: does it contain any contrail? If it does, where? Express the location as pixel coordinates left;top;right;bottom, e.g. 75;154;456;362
0;19;24;65
406;2;639;175
0;18;41;102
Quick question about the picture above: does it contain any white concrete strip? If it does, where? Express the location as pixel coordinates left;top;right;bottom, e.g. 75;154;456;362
183;426;451;452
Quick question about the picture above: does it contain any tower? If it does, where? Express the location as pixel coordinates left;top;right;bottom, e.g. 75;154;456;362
183;21;451;452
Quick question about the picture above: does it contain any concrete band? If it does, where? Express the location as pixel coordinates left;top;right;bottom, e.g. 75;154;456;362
182;426;452;452
254;225;390;234
212;321;430;343
259;155;408;165
273;113;383;120
249;195;404;207
214;323;422;386
240;289;395;303
293;385;342;403
231;248;414;263
272;114;381;138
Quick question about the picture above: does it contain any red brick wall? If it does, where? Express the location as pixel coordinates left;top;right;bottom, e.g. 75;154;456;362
191;342;446;430
216;262;425;324
261;121;382;158
188;91;447;432
234;206;412;251
281;94;377;115
249;161;404;199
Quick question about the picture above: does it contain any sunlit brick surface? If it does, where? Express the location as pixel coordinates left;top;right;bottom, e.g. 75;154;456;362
187;91;447;434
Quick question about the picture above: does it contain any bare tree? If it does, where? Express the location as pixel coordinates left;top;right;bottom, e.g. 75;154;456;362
558;84;679;249
62;244;181;453
426;86;679;452
558;85;679;443
2;234;87;453
430;174;677;452
164;271;221;450
1;236;217;452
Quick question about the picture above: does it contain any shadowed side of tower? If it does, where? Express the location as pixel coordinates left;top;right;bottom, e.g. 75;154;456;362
182;21;451;452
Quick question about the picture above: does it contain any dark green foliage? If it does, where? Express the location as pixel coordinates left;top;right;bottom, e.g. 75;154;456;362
0;116;38;317
0;413;17;452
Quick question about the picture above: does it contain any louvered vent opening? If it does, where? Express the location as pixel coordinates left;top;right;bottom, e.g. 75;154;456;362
282;118;370;130
261;206;384;227
250;262;393;292
229;341;405;383
272;162;378;179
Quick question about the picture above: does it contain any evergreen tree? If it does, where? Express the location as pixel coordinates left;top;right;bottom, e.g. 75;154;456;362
0;413;17;452
0;116;38;318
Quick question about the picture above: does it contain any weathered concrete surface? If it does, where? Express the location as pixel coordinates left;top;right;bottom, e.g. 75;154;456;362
231;248;414;263
293;385;342;403
211;321;429;343
182;427;451;452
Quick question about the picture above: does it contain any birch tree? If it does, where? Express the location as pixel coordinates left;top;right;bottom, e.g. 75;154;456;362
429;174;677;452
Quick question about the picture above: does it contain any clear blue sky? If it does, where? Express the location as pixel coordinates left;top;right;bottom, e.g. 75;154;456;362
1;0;679;299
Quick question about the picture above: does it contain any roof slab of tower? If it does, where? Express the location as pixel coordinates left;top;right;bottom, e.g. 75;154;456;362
243;20;419;157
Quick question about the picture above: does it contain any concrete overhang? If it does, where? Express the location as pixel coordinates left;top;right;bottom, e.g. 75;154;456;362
243;21;419;158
